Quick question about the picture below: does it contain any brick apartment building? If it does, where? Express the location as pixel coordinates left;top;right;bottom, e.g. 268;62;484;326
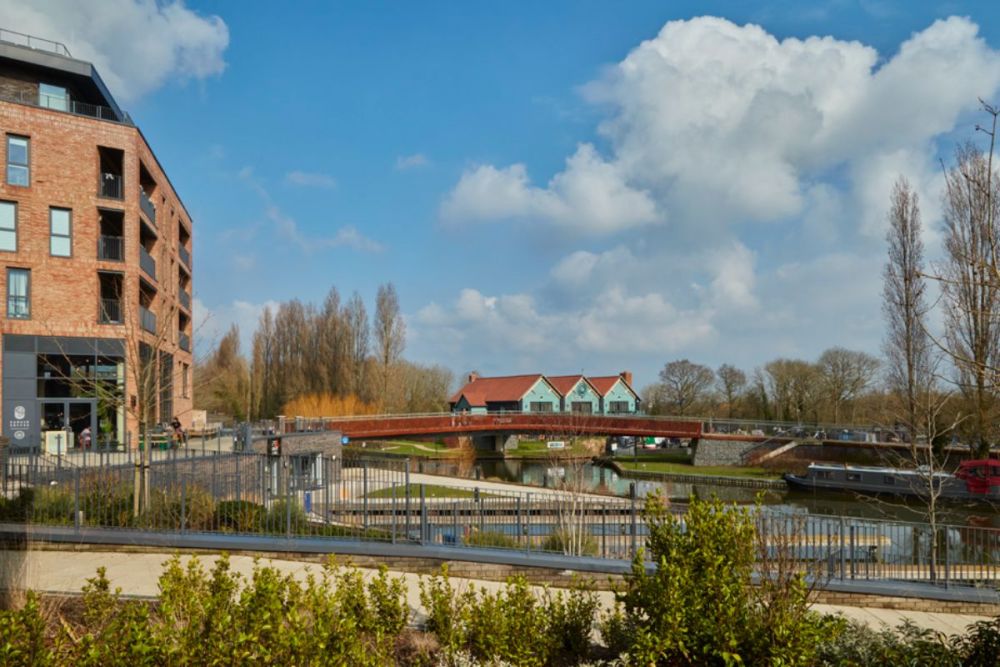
0;30;193;452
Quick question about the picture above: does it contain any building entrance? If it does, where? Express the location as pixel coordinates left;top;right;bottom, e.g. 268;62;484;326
40;399;96;452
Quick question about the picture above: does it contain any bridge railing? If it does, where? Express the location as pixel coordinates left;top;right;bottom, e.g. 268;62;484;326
2;450;997;589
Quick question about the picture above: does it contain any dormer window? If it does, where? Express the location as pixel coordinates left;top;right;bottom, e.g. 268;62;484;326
39;83;68;111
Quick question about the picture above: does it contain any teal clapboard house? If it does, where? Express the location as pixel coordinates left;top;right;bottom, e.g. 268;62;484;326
448;372;640;415
548;375;601;414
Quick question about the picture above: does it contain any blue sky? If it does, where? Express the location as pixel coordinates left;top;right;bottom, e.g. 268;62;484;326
5;0;1000;389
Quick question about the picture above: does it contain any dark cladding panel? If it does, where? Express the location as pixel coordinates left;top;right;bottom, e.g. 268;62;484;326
96;338;125;356
3;399;36;448
37;336;98;356
2;350;35;379
3;334;34;352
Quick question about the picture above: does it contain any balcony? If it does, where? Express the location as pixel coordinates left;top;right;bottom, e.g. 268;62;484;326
139;246;156;282
97;235;124;261
179;290;191;312
99;173;123;199
99;298;122;324
178;244;191;271
139;188;156;225
179;332;191;353
140;306;156;334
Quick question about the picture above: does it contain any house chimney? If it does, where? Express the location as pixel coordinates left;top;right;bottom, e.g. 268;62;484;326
620;371;633;387
468;372;479;385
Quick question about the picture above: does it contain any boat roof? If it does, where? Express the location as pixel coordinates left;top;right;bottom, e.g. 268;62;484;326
807;462;952;478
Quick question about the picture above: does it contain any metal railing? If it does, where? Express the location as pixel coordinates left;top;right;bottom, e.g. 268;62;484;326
140;305;156;334
179;332;191;352
99;298;122;324
98;173;123;199
97;235;124;261
0;88;126;124
139;245;156;281
0;28;71;57
178;244;191;271
2;450;998;589
179;289;191;311
139;188;156;225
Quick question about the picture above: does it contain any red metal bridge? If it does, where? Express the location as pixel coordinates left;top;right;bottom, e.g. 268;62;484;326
280;412;704;441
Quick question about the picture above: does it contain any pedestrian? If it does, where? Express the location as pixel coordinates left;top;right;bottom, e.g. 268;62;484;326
171;416;186;447
80;425;92;449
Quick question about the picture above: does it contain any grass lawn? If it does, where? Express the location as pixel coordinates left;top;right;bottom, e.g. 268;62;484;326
365;483;497;499
504;439;596;458
615;460;781;479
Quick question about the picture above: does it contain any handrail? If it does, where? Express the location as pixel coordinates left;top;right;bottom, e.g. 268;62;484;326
0;28;71;57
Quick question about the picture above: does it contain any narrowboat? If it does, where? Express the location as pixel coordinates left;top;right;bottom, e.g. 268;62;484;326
784;459;1000;501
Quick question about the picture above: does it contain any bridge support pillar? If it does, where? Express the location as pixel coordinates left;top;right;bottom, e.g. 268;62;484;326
472;434;518;452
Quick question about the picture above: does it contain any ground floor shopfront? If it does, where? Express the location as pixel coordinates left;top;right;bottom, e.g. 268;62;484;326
2;334;128;452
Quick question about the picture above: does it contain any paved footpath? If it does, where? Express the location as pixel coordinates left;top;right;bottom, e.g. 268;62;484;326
0;550;990;636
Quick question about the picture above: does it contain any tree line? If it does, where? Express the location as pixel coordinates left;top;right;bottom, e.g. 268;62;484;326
195;283;453;420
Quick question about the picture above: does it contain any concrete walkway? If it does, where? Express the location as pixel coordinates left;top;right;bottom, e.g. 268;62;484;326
0;550;989;637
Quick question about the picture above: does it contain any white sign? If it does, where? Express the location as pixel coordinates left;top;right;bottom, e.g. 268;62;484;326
13;405;25;420
13;430;24;440
546;440;565;450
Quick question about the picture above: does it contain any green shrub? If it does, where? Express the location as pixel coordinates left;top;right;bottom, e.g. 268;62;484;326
612;494;832;666
815;619;961;666
959;615;1000;667
264;498;307;533
29;485;74;525
0;591;51;665
215;500;264;532
540;527;599;556
463;529;518;549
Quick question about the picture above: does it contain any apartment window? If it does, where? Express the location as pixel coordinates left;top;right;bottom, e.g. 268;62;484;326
38;83;68;111
529;401;553;413
0;201;15;252
571;401;593;414
181;363;189;399
609;400;631;414
7;268;29;319
6;136;29;186
50;208;71;257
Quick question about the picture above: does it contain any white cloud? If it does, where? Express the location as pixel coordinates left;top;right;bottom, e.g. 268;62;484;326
441;144;660;234
395;154;429;170
444;16;1000;242
285;170;337;190
0;0;229;102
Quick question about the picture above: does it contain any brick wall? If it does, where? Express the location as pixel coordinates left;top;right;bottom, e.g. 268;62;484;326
0;100;194;440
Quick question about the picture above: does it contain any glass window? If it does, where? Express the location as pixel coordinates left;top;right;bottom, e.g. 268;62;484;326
7;267;29;319
6;136;29;186
0;201;15;251
50;208;71;256
39;83;68;111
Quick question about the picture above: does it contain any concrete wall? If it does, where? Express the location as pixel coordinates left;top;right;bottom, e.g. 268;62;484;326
251;430;344;457
692;438;760;467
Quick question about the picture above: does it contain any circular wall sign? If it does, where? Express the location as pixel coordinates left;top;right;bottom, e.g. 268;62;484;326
13;406;25;420
13;431;24;440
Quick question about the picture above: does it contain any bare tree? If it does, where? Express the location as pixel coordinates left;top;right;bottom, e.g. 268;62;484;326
817;347;881;423
344;291;370;400
716;364;747;418
883;177;933;441
940;137;1000;458
374;283;406;410
658;359;715;416
763;359;820;423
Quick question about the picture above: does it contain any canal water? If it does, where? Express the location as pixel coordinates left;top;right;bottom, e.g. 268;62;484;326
407;457;1000;529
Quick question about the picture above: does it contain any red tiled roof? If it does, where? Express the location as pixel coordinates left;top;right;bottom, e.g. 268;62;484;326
589;375;633;397
547;375;585;396
449;374;545;406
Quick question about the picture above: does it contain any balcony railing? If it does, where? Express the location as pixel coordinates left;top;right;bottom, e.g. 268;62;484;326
139;245;156;281
97;235;124;261
99;173;123;199
0;28;71;57
139;188;156;225
178;244;191;271
179;332;191;353
179;290;191;311
99;298;122;324
140;306;156;334
0;88;129;124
